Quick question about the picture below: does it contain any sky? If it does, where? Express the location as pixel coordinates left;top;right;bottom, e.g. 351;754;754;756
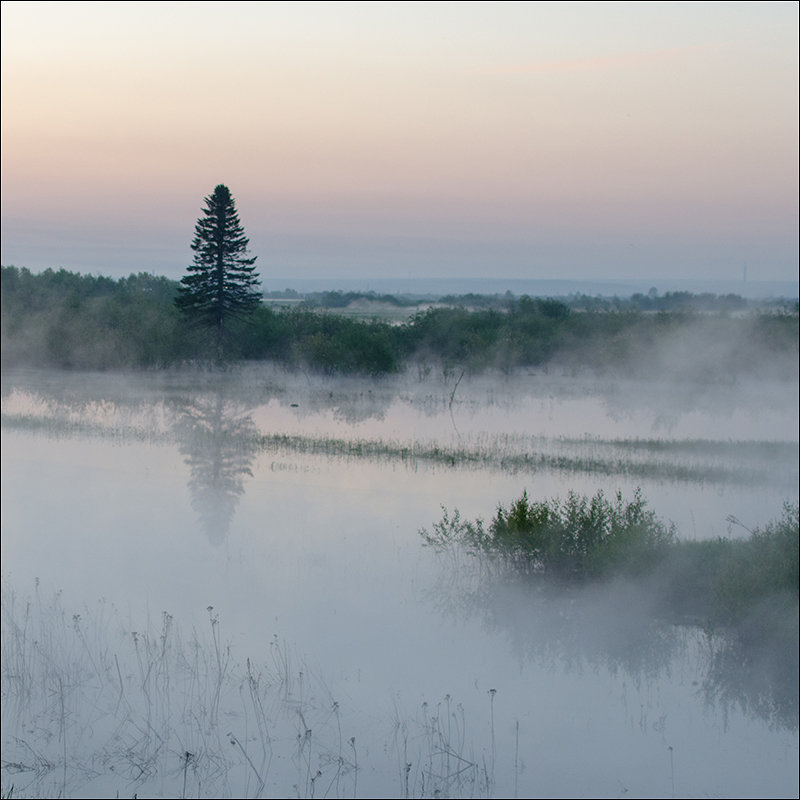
1;0;798;287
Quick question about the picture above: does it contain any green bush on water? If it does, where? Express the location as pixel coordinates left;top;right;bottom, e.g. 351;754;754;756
422;488;676;580
422;492;799;625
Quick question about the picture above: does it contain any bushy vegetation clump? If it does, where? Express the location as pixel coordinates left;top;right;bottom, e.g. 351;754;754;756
660;502;799;628
422;496;799;731
422;493;799;627
422;488;676;580
0;267;190;369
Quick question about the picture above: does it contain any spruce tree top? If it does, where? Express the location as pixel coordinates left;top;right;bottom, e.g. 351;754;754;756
190;184;255;270
175;184;261;334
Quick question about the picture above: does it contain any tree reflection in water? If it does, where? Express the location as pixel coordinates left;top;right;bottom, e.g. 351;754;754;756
175;386;259;546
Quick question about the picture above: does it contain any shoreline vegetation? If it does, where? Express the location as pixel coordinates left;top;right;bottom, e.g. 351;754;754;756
2;266;798;377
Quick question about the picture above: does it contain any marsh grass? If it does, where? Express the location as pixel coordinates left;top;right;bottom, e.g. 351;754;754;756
660;502;799;627
258;432;793;486
6;403;794;488
388;693;495;799
2;585;291;797
3;369;797;491
1;584;508;799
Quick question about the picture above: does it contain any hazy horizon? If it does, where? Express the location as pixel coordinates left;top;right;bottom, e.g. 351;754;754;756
2;2;798;284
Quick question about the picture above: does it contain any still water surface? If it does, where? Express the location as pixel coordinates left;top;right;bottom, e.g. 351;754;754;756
1;366;797;798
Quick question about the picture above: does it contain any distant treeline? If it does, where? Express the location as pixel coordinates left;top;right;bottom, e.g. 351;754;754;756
2;265;798;377
292;287;794;312
280;289;418;308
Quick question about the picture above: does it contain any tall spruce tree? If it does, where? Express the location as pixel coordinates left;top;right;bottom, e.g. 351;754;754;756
176;184;261;355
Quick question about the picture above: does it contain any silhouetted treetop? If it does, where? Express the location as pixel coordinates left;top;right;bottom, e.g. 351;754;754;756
175;184;261;354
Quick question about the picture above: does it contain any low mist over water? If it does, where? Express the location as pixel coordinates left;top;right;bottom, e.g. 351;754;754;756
2;365;797;798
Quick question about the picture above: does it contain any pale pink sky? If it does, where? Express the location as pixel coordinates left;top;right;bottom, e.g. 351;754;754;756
1;1;797;285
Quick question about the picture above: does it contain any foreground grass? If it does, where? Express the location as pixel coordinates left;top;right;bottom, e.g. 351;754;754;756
2;566;796;800
1;588;507;799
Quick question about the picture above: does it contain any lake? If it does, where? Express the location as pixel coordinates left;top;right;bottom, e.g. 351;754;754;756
1;364;798;798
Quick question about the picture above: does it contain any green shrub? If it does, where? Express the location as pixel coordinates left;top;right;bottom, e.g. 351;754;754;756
422;488;675;580
422;496;799;631
714;502;799;623
488;488;675;579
